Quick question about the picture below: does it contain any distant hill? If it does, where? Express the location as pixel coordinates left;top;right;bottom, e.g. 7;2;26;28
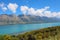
0;14;60;25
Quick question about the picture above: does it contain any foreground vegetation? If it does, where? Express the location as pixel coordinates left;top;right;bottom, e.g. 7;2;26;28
0;26;60;40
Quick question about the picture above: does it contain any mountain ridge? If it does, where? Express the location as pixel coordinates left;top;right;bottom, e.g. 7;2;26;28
0;14;60;25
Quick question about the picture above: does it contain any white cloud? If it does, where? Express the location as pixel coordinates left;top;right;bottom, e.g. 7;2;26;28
20;6;50;17
20;6;60;18
44;11;60;18
20;6;49;16
52;12;57;17
55;12;60;18
28;8;36;15
2;7;7;12
7;3;18;13
20;6;28;14
0;3;7;12
44;11;52;17
35;7;50;16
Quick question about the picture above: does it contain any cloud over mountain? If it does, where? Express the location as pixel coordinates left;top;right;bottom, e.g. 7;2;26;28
20;6;28;14
20;6;60;18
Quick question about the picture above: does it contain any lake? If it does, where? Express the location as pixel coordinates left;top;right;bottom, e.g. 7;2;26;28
0;22;60;34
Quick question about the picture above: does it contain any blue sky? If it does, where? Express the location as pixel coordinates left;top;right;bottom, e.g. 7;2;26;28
0;0;60;18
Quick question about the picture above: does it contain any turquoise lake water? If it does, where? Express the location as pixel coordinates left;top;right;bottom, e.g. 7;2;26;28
0;23;60;34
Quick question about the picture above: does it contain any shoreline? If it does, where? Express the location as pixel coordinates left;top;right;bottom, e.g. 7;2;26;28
0;26;60;40
0;25;60;35
0;22;60;26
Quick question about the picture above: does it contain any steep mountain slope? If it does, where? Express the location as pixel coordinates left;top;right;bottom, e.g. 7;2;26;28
0;14;60;25
18;14;60;23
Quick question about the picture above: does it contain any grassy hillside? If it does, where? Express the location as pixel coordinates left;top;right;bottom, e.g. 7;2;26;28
0;26;60;40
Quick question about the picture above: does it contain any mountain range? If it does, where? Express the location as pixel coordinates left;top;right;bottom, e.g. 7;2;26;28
0;14;59;25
